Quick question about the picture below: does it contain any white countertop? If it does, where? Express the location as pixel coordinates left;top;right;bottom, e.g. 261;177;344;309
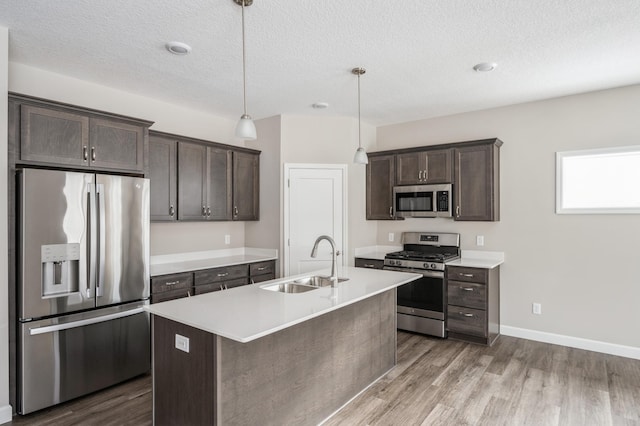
150;248;278;276
145;266;421;343
446;250;504;269
354;245;402;261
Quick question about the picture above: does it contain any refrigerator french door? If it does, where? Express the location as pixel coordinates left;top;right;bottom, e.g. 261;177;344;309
17;168;151;414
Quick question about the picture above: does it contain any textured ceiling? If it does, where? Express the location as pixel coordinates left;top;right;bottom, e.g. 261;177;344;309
2;0;640;126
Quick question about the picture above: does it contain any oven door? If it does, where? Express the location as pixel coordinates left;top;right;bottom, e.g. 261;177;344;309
384;267;445;320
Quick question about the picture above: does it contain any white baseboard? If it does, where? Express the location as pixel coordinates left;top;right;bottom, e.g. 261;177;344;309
501;325;640;360
0;404;12;425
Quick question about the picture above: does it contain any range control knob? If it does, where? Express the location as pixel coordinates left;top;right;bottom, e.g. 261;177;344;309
423;263;429;269
430;263;437;269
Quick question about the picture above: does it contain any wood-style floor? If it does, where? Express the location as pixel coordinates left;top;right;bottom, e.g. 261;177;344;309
9;332;640;425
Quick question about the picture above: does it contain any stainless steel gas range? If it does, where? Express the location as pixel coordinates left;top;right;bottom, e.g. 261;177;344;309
383;232;460;338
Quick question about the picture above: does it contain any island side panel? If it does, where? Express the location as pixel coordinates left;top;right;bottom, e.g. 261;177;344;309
152;315;217;426
217;289;397;426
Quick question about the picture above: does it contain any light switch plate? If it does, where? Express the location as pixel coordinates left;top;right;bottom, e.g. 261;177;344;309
476;235;484;246
388;232;394;242
175;334;190;353
532;303;542;315
225;235;231;245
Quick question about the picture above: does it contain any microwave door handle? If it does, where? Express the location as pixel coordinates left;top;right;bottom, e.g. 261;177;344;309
96;183;106;297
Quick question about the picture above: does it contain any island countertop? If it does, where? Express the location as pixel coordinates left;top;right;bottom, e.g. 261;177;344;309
144;266;420;343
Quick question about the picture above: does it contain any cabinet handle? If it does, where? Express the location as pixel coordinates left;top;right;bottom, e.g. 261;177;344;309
224;284;228;290
389;206;393;217
207;207;211;217
418;170;423;181
460;287;474;291
202;206;207;216
460;312;474;317
169;205;175;217
424;168;428;180
364;264;376;268
219;285;224;291
187;291;191;297
234;206;239;216
91;147;96;161
83;146;88;161
456;206;460;217
257;267;267;271
217;272;229;277
165;280;180;286
460;273;474;278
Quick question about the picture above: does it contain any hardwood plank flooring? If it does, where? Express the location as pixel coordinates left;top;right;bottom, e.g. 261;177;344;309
8;332;640;425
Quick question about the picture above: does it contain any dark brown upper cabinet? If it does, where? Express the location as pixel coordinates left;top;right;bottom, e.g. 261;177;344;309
177;141;232;221
232;151;259;221
12;94;151;174
453;140;501;221
396;148;452;185
366;154;395;220
149;134;177;221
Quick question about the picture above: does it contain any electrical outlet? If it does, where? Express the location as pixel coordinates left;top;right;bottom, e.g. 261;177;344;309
532;303;542;315
476;235;484;246
225;235;231;245
388;232;394;242
175;334;190;353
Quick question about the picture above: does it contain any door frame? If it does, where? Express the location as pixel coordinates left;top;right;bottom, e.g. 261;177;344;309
283;163;348;277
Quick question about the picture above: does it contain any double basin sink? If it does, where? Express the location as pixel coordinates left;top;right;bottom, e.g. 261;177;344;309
261;275;349;293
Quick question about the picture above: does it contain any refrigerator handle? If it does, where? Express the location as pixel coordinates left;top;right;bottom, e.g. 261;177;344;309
28;307;145;335
87;183;97;299
96;184;106;297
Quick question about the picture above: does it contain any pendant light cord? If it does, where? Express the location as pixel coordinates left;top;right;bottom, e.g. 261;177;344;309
357;71;362;149
241;0;248;116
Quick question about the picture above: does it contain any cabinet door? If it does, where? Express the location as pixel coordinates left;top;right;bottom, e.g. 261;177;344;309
395;152;422;185
20;105;89;167
178;142;208;221
366;154;395;220
206;148;232;220
453;144;499;221
149;135;177;221
423;149;452;183
396;149;451;185
89;118;144;172
232;151;259;221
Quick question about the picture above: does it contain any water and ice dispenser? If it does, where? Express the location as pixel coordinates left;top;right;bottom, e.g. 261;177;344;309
41;243;80;297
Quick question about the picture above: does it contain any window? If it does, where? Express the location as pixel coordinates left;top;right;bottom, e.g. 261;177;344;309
556;145;640;214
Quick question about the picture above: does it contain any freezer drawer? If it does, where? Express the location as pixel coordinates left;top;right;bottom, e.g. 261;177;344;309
18;303;150;414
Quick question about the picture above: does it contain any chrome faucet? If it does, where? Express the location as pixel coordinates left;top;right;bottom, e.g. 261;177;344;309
310;235;339;286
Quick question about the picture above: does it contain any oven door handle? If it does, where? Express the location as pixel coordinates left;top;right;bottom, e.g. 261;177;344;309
383;266;444;278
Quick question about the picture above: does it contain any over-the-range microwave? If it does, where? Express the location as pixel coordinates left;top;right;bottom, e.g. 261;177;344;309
393;183;453;218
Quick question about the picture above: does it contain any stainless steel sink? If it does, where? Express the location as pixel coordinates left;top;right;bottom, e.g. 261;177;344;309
261;282;318;293
293;276;349;287
260;275;349;293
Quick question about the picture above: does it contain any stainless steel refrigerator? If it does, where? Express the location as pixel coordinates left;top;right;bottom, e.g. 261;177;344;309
17;168;151;414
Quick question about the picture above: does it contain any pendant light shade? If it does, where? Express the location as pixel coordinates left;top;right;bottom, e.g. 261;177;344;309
234;0;257;140
352;67;368;164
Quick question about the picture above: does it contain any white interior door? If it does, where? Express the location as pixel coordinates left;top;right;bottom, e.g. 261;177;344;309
284;165;346;276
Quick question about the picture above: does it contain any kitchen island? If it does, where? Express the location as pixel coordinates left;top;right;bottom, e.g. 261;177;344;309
145;266;420;425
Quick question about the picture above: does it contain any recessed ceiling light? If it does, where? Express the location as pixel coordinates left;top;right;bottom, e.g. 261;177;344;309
312;102;329;109
165;41;192;55
473;62;497;72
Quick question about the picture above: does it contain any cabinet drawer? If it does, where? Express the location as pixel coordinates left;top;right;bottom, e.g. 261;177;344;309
447;266;487;284
151;273;193;294
194;264;248;284
250;261;275;277
355;258;384;270
251;273;276;284
448;281;486;310
447;306;487;337
151;288;191;303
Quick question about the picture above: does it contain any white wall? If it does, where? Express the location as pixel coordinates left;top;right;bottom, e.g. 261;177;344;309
9;63;249;255
377;84;640;349
0;27;10;425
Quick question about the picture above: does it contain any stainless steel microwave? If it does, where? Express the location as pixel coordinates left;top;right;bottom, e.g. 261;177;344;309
393;184;453;218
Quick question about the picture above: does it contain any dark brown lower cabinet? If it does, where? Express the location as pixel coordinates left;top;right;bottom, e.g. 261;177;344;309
150;260;277;303
446;265;500;346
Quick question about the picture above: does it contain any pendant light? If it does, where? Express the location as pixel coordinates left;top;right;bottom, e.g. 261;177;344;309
234;0;257;140
352;67;368;164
